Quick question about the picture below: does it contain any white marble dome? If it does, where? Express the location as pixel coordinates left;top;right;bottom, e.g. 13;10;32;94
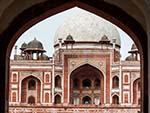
54;8;121;46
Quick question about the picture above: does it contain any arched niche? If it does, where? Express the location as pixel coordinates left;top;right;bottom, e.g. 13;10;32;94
55;75;61;88
133;78;141;105
54;94;61;104
82;96;92;104
21;76;41;104
112;95;119;105
28;79;36;90
112;76;119;89
70;64;104;104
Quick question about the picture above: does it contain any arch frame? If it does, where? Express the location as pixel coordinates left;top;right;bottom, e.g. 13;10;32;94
20;75;42;104
0;0;147;112
132;78;141;105
69;63;105;104
55;75;62;88
82;95;92;104
54;94;62;104
112;94;119;105
131;77;141;104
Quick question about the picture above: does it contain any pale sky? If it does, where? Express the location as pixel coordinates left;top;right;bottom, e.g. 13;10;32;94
10;7;133;60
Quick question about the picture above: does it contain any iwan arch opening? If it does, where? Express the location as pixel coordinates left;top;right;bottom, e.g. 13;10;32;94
5;0;146;113
70;64;104;105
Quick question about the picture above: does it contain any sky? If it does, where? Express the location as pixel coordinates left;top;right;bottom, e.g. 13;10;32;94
10;7;133;60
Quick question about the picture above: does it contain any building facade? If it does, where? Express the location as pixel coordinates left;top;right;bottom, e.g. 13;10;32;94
9;9;140;113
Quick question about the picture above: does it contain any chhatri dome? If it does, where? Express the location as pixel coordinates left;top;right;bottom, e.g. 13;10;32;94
54;8;121;47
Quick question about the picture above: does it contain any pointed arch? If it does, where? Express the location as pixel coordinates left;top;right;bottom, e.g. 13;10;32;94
0;0;146;112
54;94;61;104
70;63;104;104
21;76;41;103
82;79;91;88
28;79;36;90
133;78;141;104
55;75;61;88
112;95;119;105
82;96;92;104
112;76;119;88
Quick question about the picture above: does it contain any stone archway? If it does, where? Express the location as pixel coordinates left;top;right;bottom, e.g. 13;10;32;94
133;78;141;105
0;0;147;112
70;64;104;105
21;76;41;104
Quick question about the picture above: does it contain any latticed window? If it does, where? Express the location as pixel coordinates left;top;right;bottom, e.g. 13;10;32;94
112;76;119;88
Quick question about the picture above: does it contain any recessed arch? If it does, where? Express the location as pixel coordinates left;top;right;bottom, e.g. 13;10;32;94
69;63;106;76
0;0;147;112
112;95;119;105
82;96;92;104
55;75;61;88
133;78;141;105
21;76;41;104
70;63;104;104
28;79;36;90
112;76;119;89
20;75;42;84
54;94;61;104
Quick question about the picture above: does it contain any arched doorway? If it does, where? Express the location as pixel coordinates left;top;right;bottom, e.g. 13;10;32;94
82;96;92;104
55;75;61;88
70;64;104;105
54;94;61;104
112;76;119;89
21;76;41;104
133;78;141;105
0;1;146;113
112;95;119;105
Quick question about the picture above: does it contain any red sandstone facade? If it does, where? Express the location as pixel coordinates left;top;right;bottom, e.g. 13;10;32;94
9;44;140;113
